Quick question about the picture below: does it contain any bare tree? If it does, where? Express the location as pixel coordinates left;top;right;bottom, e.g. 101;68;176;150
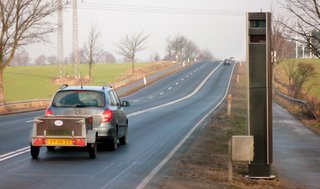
11;49;30;66
198;49;215;61
291;62;316;98
283;60;316;98
183;40;199;61
83;25;101;84
47;55;57;65
0;0;60;103
283;59;298;96
164;34;199;62
115;32;149;75
35;55;46;65
271;16;289;67
98;51;116;64
280;0;320;58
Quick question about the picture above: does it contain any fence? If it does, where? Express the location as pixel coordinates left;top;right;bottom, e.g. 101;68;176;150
273;85;319;120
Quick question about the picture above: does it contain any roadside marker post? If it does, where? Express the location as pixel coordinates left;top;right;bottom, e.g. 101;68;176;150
143;76;147;85
227;94;232;116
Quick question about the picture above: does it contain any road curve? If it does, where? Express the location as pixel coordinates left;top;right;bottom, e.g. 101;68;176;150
0;61;234;189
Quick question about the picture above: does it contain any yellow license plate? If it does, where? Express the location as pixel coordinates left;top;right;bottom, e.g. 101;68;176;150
47;139;73;146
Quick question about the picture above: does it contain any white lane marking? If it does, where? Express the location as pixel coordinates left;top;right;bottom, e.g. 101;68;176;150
186;75;189;78
128;62;223;118
101;162;137;189
168;87;172;90
136;63;235;189
26;120;34;123
92;162;116;178
0;147;30;162
190;72;193;75
160;92;164;95
148;96;153;99
175;82;179;85
181;78;184;81
133;100;140;103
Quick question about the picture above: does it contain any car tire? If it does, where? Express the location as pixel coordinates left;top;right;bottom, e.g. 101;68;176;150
31;145;40;159
119;129;128;145
108;132;118;151
47;146;55;152
88;142;97;159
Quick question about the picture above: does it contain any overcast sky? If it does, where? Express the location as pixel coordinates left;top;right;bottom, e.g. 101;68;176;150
27;0;283;62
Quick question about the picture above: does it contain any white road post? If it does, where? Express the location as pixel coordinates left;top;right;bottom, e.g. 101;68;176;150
227;94;232;116
143;76;147;85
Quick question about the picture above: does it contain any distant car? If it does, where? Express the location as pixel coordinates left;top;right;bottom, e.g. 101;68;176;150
45;84;130;151
223;59;231;65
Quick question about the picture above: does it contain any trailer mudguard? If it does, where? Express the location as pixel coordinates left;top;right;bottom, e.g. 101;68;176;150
87;130;97;144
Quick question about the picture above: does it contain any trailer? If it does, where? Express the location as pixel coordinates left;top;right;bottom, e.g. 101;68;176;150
30;116;97;159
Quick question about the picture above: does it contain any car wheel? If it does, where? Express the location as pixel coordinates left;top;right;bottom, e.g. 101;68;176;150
108;132;118;151
31;145;40;159
119;129;128;145
47;146;55;152
88;142;97;159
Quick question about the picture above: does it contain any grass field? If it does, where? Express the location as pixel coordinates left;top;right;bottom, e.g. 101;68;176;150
275;58;320;98
3;63;149;102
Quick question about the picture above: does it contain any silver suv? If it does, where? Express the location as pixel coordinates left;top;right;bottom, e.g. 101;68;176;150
45;84;130;150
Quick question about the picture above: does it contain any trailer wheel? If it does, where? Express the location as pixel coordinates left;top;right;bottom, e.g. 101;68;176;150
88;139;97;159
31;145;40;159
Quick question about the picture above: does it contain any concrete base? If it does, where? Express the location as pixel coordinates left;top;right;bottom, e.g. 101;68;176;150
248;163;272;178
245;175;276;180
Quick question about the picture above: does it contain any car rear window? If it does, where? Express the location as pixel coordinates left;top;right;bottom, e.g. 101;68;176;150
52;90;106;107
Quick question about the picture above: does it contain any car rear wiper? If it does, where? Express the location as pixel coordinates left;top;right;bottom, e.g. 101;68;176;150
74;104;87;107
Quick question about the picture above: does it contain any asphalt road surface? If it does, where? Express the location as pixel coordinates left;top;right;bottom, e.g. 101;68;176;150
0;61;235;189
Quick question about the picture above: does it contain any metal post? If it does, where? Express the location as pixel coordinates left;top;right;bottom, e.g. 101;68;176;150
57;0;65;78
228;139;233;183
247;12;274;178
73;0;80;78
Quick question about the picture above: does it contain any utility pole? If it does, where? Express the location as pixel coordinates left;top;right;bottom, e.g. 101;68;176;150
73;0;80;78
57;0;65;78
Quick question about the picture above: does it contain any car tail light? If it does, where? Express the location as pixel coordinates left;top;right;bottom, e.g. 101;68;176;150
45;107;53;116
72;138;86;146
33;137;46;146
101;109;113;123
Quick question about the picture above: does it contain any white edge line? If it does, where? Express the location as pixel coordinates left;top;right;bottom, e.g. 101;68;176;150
0;149;30;162
101;162;137;189
136;63;236;189
0;146;30;159
128;62;223;118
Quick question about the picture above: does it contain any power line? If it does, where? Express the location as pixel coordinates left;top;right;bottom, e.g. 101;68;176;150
66;2;245;16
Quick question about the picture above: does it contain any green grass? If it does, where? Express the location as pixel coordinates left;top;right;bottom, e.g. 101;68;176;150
278;58;320;98
4;63;149;102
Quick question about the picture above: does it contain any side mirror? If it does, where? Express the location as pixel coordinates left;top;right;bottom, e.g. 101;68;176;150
121;100;130;107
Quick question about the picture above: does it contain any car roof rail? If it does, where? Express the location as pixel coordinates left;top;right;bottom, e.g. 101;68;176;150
102;85;112;90
60;84;68;89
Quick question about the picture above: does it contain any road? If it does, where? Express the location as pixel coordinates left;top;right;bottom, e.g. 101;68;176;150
0;61;235;189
